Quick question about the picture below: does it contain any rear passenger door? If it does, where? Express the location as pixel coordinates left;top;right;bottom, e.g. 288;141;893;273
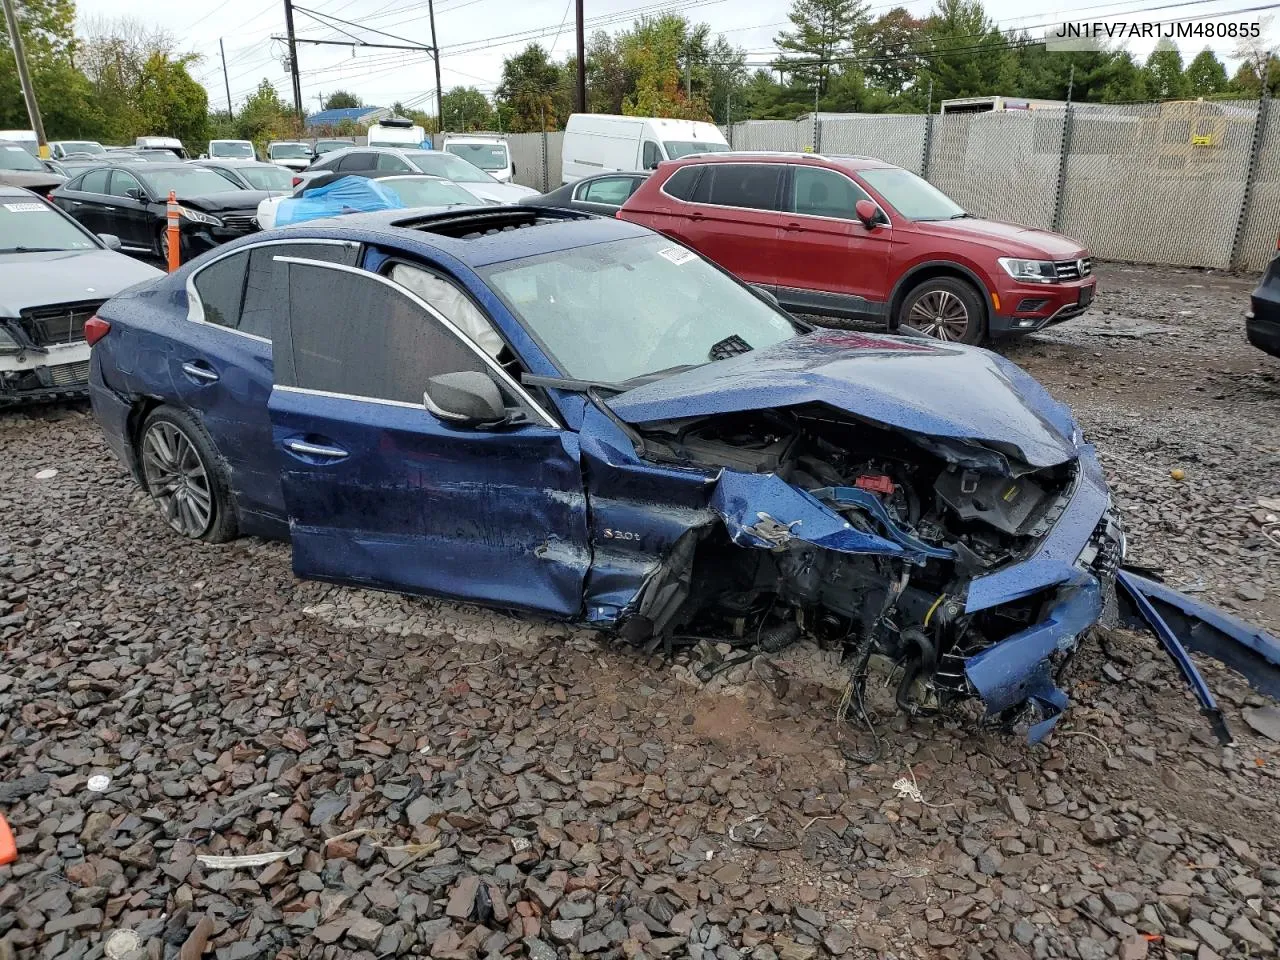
175;238;362;529
676;163;785;289
777;165;891;318
59;168;112;237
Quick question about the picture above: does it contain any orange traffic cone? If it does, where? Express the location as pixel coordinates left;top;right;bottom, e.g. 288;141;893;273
0;812;15;865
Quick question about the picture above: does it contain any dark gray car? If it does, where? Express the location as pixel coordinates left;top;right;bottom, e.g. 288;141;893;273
0;140;65;194
0;185;162;402
525;172;650;216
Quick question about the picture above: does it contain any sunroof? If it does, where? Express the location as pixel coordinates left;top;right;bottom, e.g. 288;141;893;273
392;206;593;239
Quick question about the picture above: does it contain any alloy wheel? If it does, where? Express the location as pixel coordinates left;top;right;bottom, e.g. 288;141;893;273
906;290;970;341
141;421;213;538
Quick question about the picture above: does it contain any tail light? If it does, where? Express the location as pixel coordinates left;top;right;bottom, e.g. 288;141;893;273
47;192;55;201
84;315;111;346
292;176;303;187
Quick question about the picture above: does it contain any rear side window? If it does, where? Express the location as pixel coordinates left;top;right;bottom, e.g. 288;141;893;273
690;164;783;211
80;169;109;194
191;253;249;330
790;166;874;220
579;176;636;206
239;241;361;339
337;153;375;172
662;166;701;201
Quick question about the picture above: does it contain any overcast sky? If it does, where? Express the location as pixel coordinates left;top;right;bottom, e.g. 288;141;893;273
74;0;1272;115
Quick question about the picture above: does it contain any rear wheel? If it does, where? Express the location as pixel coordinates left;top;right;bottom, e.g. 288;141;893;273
898;277;986;345
138;407;238;542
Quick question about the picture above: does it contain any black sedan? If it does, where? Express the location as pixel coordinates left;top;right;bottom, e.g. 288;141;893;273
189;158;295;193
51;163;268;261
1248;253;1280;358
0;185;162;402
525;172;649;216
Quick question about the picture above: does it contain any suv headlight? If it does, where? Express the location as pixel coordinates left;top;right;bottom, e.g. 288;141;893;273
176;206;222;227
998;257;1058;283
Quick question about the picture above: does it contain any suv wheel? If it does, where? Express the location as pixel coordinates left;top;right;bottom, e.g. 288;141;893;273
898;278;986;345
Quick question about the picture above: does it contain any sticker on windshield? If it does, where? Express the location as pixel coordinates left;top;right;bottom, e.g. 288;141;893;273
4;146;27;152
657;246;697;266
2;202;49;213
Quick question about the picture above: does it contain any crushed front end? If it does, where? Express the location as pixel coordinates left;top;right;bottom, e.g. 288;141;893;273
0;302;98;403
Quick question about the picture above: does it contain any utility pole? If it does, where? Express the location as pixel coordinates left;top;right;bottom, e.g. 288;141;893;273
2;0;48;157
219;38;233;117
427;0;443;133
283;0;304;119
685;43;691;99
574;0;585;113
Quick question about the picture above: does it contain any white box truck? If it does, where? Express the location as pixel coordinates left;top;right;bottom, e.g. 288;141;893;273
560;114;729;184
367;117;427;148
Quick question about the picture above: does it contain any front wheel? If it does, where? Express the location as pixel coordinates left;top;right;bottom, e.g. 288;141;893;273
138;407;238;542
898;278;986;345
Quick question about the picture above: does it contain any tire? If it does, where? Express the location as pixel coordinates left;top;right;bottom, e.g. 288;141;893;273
137;406;238;543
897;277;986;345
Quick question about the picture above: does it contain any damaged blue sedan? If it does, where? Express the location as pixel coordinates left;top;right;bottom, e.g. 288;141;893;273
85;207;1279;743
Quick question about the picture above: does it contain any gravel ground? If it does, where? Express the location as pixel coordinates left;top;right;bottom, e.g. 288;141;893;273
2;263;1279;960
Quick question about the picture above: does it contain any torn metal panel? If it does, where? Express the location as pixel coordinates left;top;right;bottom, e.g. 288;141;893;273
964;573;1102;743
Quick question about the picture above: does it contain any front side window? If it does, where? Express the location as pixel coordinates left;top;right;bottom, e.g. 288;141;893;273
109;171;143;199
691;164;783;212
480;234;798;385
388;262;504;358
276;261;490;406
376;153;414;173
790;166;874;220
191;252;249;329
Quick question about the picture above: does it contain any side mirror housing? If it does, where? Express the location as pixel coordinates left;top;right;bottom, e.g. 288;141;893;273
125;187;146;202
424;371;508;427
97;233;123;251
855;199;881;229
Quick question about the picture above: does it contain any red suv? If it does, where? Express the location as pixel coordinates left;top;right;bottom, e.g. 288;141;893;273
618;153;1096;344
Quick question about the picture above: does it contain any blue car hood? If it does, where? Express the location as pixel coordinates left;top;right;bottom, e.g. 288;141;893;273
608;331;1080;469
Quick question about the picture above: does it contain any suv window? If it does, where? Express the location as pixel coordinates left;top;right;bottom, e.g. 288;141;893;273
376;153;413;173
337;153;376;172
108;171;143;199
240;241;361;340
690;164;783;211
192;252;249;330
79;169;110;194
790;166;874;220
277;261;491;406
662;166;701;201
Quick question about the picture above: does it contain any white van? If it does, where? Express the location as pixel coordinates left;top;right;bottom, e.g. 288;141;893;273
442;135;514;183
206;139;256;160
367;117;426;149
561;114;729;184
135;136;189;158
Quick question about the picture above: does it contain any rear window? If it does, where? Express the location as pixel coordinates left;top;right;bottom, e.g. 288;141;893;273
444;142;509;171
690;164;783;211
662;166;701;201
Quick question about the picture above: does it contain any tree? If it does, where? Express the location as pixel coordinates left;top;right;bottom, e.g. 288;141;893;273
1183;48;1228;96
236;79;293;147
1143;40;1187;99
1013;44;1148;103
441;86;493;130
774;0;869;96
496;44;565;131
619;15;711;119
323;90;361;109
917;0;1016;104
0;0;86;132
136;52;208;145
706;36;747;123
860;8;925;98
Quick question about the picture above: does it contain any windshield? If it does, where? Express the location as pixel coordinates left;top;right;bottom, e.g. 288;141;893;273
481;235;797;384
404;151;498;185
0;199;96;252
211;141;254;158
663;140;730;160
270;143;311;159
59;141;104;155
443;142;509;171
139;167;240;197
378;177;480;207
240;165;294;190
858;167;965;220
0;144;44;171
316;140;350;155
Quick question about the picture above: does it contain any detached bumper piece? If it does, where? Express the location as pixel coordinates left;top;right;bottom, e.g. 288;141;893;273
1117;570;1280;745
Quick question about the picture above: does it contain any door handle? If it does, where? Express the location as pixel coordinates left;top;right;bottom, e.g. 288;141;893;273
784;221;803;231
690;211;705;221
283;439;349;460
181;361;219;382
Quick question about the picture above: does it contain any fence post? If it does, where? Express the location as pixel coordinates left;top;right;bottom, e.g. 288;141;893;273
1231;91;1269;271
541;129;550;192
921;113;934;180
1051;103;1075;234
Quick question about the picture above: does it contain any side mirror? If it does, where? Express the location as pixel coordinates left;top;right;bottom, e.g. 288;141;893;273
97;233;123;251
199;153;208;159
424;371;508;427
855;199;881;229
125;187;145;202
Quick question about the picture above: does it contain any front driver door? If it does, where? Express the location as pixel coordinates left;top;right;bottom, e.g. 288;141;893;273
105;170;152;249
265;256;590;614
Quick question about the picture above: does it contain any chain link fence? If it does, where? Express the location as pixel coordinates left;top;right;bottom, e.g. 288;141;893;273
819;113;928;174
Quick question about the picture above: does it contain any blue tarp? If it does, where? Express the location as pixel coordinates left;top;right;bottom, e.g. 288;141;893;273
274;176;404;227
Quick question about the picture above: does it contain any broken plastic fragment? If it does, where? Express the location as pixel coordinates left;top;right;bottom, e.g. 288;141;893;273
86;775;111;793
196;848;295;870
34;468;57;480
